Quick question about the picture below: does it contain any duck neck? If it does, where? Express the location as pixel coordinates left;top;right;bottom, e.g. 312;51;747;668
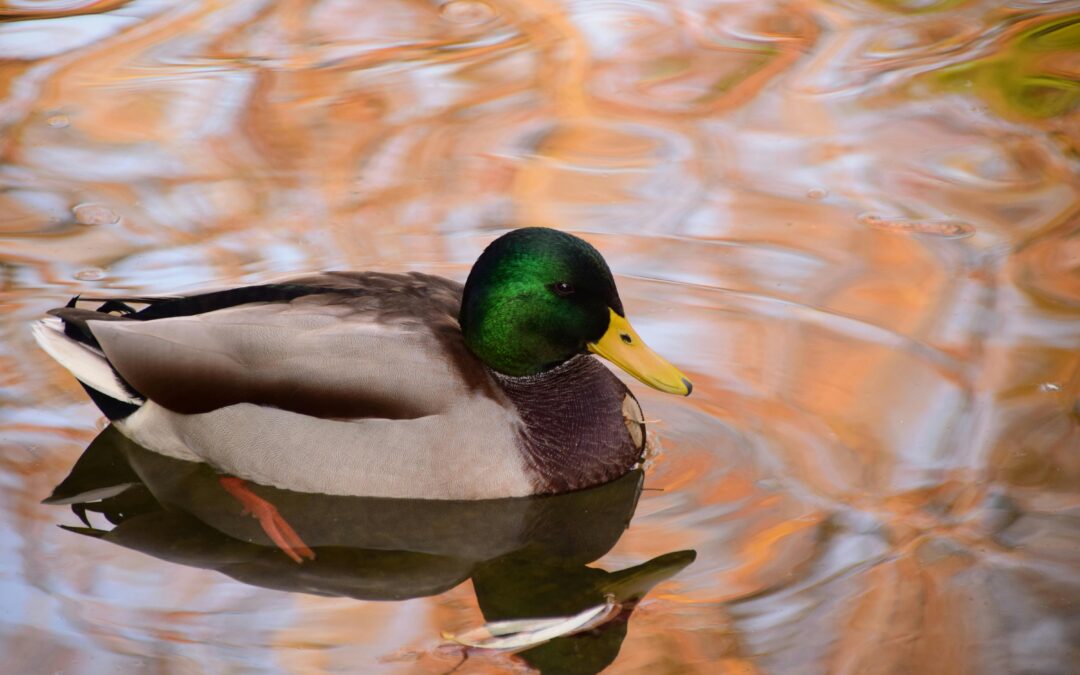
491;355;646;493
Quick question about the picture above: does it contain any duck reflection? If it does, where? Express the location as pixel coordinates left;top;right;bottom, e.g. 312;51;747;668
46;426;695;672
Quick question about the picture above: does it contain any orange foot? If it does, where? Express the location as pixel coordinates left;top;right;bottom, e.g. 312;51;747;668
218;476;315;564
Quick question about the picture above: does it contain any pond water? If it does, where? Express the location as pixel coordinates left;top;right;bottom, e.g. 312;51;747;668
1;0;1078;673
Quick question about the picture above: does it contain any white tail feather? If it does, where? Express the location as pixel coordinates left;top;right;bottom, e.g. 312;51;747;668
32;318;141;404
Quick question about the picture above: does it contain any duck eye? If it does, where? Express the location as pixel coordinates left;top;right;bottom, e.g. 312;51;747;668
552;281;575;297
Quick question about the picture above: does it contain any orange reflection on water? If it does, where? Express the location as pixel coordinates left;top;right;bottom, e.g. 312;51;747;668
1;0;1078;672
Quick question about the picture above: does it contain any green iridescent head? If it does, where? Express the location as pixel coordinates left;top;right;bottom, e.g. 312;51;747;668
459;228;692;396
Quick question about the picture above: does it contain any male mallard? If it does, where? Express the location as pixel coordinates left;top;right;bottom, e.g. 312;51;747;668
34;227;692;500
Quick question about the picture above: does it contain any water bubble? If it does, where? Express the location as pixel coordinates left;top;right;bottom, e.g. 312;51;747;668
440;0;495;25
858;213;975;239
47;115;70;129
73;203;120;226
1039;383;1061;393
73;267;105;281
806;188;828;200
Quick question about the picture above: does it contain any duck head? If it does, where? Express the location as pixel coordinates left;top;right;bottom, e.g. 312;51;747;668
459;227;692;396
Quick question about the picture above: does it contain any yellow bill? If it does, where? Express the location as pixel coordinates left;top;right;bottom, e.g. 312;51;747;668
587;309;693;396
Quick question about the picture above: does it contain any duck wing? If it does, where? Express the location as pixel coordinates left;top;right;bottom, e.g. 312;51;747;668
56;272;491;420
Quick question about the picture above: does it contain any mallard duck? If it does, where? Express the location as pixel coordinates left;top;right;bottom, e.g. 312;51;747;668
34;227;692;500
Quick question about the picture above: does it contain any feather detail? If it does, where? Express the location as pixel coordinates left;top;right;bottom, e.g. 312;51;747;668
32;318;141;405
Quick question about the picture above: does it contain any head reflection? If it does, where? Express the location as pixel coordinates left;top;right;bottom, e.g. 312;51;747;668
47;426;695;671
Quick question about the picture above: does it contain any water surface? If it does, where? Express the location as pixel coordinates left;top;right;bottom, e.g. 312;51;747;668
1;0;1078;672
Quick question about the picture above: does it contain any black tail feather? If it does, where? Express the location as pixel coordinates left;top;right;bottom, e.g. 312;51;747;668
81;382;141;421
96;300;138;316
49;307;132;349
47;299;145;418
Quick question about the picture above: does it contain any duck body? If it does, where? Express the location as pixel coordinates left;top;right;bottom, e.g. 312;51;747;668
35;228;692;499
36;271;646;499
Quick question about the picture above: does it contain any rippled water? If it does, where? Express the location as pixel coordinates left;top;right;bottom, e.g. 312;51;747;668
2;1;1078;673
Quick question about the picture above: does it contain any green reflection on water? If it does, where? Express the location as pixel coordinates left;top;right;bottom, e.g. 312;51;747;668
931;15;1080;120
868;0;970;15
